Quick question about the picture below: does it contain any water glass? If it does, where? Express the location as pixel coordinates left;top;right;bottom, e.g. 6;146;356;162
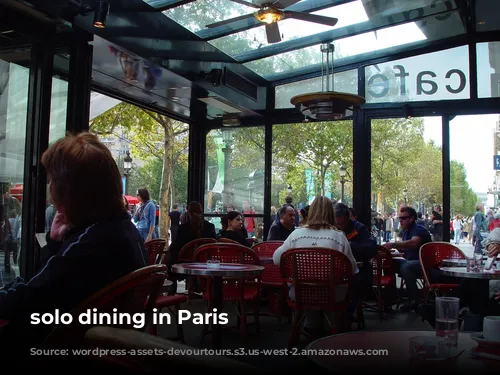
409;336;450;360
466;257;475;272
435;297;459;351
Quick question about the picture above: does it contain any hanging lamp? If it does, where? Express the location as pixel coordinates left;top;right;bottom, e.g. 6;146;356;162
290;43;365;120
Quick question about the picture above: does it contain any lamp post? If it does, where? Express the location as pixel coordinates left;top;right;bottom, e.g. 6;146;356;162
221;129;234;210
287;184;292;194
339;165;346;202
123;150;132;195
403;188;408;205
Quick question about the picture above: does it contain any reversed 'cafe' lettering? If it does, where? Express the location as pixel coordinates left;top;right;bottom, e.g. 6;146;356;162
367;65;467;99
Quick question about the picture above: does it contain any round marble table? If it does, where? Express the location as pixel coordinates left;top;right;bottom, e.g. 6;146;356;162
441;257;500;267
172;262;263;349
440;267;500;280
307;330;497;373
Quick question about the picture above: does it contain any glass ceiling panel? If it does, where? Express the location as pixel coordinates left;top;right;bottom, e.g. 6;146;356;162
160;0;254;33
209;0;368;56
244;10;465;78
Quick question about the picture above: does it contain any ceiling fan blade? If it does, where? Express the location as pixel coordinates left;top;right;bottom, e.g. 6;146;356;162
272;0;302;9
228;0;261;9
265;23;282;43
205;13;255;28
284;11;338;26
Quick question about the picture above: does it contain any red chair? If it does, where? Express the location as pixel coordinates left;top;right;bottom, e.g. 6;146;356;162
217;237;240;244
145;239;167;265
370;246;396;315
194;243;261;340
280;248;354;349
251;241;286;323
176;238;217;304
41;265;167;349
419;242;466;302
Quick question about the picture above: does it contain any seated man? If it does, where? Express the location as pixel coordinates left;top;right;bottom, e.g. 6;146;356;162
334;203;378;312
382;206;431;312
267;205;295;241
0;133;147;360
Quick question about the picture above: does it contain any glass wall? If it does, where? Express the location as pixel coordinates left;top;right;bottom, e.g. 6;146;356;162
477;42;500;99
205;127;265;238
0;59;29;283
371;116;442;243
271;120;353;228
365;46;469;103
449;114;499;255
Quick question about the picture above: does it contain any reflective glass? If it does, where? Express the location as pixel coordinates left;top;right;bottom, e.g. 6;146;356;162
365;45;469;103
275;69;357;109
245;10;464;78
211;0;456;58
205;127;265;237
475;0;500;32
271;120;353;214
477;42;500;99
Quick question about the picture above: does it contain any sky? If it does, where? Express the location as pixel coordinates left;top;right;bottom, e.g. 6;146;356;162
423;115;499;194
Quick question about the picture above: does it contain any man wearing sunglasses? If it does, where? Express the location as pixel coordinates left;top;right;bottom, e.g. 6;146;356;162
382;206;431;312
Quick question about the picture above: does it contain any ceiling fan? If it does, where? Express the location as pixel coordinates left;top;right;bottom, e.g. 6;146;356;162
205;0;338;44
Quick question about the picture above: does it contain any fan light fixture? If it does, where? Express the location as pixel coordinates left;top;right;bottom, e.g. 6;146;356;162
93;1;110;28
254;6;284;24
290;43;365;120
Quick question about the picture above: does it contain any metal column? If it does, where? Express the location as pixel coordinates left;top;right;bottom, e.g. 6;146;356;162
21;40;54;279
66;30;93;134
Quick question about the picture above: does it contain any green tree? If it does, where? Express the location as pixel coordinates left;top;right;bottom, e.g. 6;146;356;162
90;102;189;238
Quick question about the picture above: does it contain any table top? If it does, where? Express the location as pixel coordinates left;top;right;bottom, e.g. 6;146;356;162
172;262;264;277
307;330;495;372
442;257;500;267
440;267;500;279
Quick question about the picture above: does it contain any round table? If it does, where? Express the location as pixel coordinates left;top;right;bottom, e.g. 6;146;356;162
441;258;500;267
172;262;264;349
440;267;500;280
307;330;496;373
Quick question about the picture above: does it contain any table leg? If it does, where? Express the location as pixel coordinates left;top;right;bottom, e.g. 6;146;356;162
212;276;223;349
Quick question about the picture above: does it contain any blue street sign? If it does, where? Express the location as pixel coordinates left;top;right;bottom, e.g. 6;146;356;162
495;155;500;170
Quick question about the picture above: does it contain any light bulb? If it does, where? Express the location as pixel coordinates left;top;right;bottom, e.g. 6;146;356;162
265;14;273;24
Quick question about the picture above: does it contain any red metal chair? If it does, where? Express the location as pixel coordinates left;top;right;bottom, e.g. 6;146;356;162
280;248;354;349
370;246;396;315
175;238;217;304
145;239;167;265
217;237;240;244
419;242;466;302
194;243;261;340
41;264;167;349
251;241;287;323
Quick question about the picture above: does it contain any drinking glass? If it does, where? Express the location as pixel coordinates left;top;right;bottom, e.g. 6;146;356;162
435;297;459;351
466;257;475;272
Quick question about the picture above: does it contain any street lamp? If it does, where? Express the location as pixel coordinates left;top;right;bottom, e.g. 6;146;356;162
123;150;132;195
339;165;346;202
287;184;292;194
403;188;408;205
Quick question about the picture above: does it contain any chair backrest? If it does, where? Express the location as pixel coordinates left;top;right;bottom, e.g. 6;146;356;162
217;237;240;244
280;248;353;310
251;241;283;257
176;238;217;263
144;239;167;265
371;245;395;286
419;242;466;287
42;264;167;349
84;326;256;372
195;243;259;265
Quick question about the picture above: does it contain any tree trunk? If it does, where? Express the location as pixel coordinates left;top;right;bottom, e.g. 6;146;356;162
159;118;174;239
